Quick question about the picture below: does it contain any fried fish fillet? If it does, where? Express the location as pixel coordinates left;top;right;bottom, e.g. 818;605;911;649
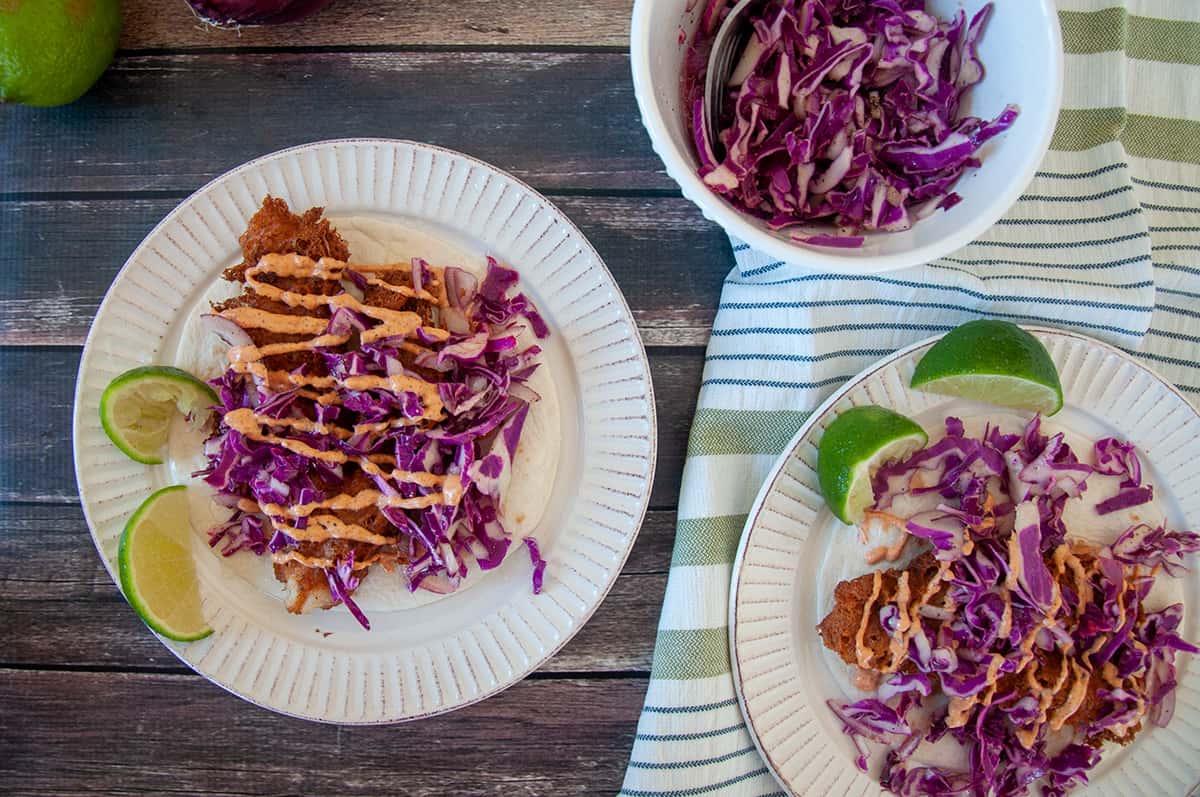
817;551;941;667
817;548;1135;748
214;197;431;615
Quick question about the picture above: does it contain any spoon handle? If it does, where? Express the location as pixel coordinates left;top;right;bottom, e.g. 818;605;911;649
703;0;756;159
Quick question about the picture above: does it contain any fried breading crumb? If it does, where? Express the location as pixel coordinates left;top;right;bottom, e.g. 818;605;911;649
224;196;349;283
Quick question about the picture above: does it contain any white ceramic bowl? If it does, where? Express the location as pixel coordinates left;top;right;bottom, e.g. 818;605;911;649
631;0;1063;273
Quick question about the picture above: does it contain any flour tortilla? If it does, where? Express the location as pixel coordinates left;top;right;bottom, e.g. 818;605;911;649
171;215;560;611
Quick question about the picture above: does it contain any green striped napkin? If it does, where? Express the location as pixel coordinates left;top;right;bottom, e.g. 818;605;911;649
622;2;1200;794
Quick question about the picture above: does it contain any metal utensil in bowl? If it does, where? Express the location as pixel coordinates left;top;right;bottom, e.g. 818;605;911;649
702;0;755;158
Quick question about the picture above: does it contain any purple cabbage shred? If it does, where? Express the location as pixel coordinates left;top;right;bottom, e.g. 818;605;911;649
685;0;1019;243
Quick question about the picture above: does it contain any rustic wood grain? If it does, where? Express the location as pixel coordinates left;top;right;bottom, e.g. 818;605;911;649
123;0;634;49
0;345;700;507
0;196;728;348
0;51;679;195
0;503;676;673
0;668;647;796
0;347;77;504
0;10;727;791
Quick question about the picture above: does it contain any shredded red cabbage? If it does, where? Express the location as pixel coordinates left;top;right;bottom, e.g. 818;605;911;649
685;0;1018;242
524;537;547;594
197;257;550;629
1110;524;1200;578
829;416;1198;797
325;550;369;630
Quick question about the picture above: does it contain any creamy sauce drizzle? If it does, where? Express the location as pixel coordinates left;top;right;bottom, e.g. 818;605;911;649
854;531;1155;746
224;254;448;416
855;572;884;670
215;253;467;547
272;547;392;569
866;540;908;566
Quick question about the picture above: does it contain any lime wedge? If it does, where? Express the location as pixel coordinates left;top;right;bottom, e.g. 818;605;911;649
99;365;217;464
910;320;1063;415
818;405;928;525
118;485;212;642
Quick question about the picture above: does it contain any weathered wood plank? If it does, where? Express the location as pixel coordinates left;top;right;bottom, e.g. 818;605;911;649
1;51;677;194
0;345;699;506
0;196;727;347
0;348;79;504
122;0;634;49
0;668;646;796
0;503;675;672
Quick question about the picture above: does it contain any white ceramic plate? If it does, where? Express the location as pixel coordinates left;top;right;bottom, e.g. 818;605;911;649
729;328;1200;795
73;139;657;723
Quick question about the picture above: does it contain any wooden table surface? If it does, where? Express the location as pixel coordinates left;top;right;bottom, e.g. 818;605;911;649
0;2;731;795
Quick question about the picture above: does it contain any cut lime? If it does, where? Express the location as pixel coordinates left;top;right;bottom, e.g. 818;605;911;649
817;405;928;525
118;485;212;642
910;320;1063;415
99;365;217;464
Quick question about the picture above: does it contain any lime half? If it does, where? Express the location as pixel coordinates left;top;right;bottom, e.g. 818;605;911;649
910;320;1063;415
118;485;212;642
818;406;928;525
99;366;217;464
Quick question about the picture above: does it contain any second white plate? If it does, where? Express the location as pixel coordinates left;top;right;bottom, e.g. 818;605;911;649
729;328;1200;796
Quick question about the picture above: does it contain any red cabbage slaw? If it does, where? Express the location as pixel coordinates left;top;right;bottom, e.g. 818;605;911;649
829;416;1199;797
686;0;1019;246
198;257;550;629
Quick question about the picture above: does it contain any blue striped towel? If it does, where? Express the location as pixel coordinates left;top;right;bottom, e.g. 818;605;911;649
622;1;1200;794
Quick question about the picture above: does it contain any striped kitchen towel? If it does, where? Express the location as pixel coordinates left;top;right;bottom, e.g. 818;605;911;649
621;1;1200;795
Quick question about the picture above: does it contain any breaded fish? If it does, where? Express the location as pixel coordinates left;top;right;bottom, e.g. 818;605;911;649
817;546;1135;749
214;197;441;615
